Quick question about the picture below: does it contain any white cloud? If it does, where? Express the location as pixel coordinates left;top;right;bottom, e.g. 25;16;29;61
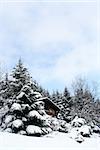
0;1;99;91
53;42;99;82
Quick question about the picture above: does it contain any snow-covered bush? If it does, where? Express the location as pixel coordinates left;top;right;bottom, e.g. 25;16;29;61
26;125;42;136
71;116;86;127
93;125;100;134
79;125;92;137
59;120;71;133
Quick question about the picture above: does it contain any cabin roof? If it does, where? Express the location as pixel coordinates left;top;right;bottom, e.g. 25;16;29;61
37;97;60;111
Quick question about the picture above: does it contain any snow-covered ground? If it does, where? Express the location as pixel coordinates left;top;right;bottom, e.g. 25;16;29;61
0;131;100;150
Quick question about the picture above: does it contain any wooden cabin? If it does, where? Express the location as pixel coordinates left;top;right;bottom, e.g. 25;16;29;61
17;92;60;117
37;97;60;117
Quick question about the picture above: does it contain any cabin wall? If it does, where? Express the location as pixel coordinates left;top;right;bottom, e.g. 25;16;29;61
44;103;58;117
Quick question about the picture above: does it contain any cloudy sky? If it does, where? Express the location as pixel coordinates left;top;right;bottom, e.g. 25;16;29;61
0;0;100;92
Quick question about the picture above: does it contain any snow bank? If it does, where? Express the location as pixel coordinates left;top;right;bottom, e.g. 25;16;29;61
0;131;100;150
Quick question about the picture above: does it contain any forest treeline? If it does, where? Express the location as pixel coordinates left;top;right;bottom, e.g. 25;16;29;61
0;59;100;126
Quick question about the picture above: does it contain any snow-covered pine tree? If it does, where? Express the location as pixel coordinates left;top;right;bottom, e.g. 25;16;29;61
94;99;100;126
51;90;63;110
81;89;95;123
10;59;31;97
51;88;72;122
0;73;11;107
59;87;72;122
71;78;96;124
51;91;57;104
42;89;51;98
0;60;52;136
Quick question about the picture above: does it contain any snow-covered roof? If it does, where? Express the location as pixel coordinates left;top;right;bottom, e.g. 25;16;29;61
33;92;42;96
37;97;60;111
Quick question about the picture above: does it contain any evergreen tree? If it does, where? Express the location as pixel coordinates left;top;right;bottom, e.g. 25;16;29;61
51;88;72;121
71;78;96;123
60;87;72;121
12;59;31;84
0;60;56;136
9;59;31;97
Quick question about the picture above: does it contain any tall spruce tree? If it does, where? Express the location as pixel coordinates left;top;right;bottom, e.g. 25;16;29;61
0;60;53;136
71;78;96;123
9;59;31;98
60;87;72;121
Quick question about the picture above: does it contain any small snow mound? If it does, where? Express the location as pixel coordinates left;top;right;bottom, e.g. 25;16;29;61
4;128;12;133
26;125;42;136
71;116;86;127
75;134;84;143
11;103;21;112
18;130;27;135
12;119;23;129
